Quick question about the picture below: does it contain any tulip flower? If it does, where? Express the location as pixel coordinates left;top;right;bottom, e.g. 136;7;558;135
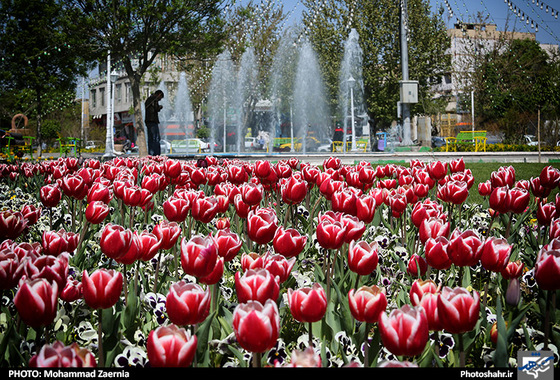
29;341;96;368
480;237;511;273
214;229;243;262
411;199;444;228
153;220;182;251
424;236;452;270
82;269;123;310
281;175;308;205
180;234;218;279
199;257;224;285
59;276;83;303
14;277;58;328
85;201;109;225
42;229;71;256
163;197;190;223
530;176;552;199
272;226;307;258
490;166;515;189
59;174;88;200
489;186;510;214
114;232;142;265
316;217;346;250
87;182;113;204
232;299;280;355
534;247;560;290
418;216;450;244
379;305;429;357
507;187;530;214
437;286;480;334
287;283;328;323
348;285;387;324
437;180;469;205
427;161;447;180
24;254;69;292
99;224;133;261
163;159;183;179
165;281;211;326
240;182;264;206
247;207;279;245
263;252;296;284
235;267;279;304
448;229;483;267
331;188;359;216
539;165;560;189
347;240;379;276
407;253;428;278
449;158;465;173
0;251;25;290
356;194;376;224
478;180;492;197
40;184;62;208
0;210;27;240
191;196;220;224
147;324;198;367
240;252;265;272
537;202;557;226
21;204;41;226
409;280;442;331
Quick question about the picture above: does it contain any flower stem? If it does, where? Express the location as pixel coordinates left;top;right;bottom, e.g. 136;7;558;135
98;309;104;367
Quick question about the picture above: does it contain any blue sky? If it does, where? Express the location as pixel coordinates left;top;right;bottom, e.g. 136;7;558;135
274;0;560;45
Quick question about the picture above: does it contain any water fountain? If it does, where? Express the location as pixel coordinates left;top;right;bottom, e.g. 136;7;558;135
174;72;194;141
207;49;236;154
339;28;367;152
292;39;330;153
269;29;298;152
235;47;259;153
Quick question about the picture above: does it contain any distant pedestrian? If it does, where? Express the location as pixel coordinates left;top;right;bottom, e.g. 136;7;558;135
145;90;164;155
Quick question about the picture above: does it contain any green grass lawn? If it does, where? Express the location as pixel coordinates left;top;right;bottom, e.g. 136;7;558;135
464;162;560;204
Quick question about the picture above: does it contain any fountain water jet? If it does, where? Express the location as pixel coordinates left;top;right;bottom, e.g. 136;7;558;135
292;40;330;153
208;50;236;154
339;28;367;152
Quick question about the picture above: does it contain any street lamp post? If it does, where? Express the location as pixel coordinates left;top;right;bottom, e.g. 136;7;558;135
348;76;356;151
104;52;119;158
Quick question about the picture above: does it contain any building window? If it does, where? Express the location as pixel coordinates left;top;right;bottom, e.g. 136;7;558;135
116;83;122;104
100;87;105;107
91;90;96;108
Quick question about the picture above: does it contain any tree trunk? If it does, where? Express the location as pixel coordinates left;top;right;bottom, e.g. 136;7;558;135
124;65;149;157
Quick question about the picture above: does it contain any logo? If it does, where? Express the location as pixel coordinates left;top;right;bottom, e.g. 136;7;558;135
518;351;554;380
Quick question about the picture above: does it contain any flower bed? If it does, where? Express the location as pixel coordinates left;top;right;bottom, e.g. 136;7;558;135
0;156;559;368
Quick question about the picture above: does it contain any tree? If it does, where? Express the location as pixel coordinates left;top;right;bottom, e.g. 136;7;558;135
220;1;290;147
473;39;554;142
69;0;226;157
0;0;94;155
301;0;450;132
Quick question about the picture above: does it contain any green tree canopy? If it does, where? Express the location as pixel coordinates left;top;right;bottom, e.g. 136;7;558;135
474;39;555;142
0;0;95;153
69;0;227;156
301;0;450;130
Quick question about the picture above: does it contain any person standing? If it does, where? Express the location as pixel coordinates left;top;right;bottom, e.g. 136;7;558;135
145;90;164;155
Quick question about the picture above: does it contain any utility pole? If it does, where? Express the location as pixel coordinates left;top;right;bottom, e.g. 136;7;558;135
400;0;413;146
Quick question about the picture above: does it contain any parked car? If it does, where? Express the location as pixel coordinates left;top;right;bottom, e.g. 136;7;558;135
160;140;172;154
525;135;538;146
245;136;258;151
317;139;333;152
431;136;446;148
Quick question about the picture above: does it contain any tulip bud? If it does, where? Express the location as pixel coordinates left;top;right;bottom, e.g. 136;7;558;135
232;299;280;353
147;325;198;367
287;283;328;323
